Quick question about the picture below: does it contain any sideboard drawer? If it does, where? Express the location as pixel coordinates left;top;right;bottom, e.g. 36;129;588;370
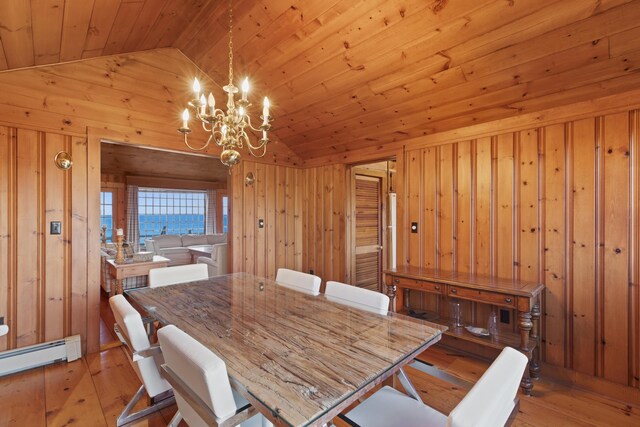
448;287;516;308
390;277;444;294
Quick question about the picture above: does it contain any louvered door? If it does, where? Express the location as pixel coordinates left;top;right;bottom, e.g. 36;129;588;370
354;175;382;291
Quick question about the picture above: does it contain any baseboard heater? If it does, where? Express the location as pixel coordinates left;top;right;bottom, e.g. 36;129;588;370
0;335;81;377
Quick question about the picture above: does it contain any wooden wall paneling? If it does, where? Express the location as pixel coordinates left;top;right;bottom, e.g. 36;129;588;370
231;162;244;273
286;167;296;270
438;145;454;271
423;148;437;269
475;137;492;275
601;112;630;385
323;166;334;280
518;129;540;282
0;127;12;350
333;165;344;281
266;165;277;280
70;136;88;352
314;168;324;279
407;150;422;267
543;123;568;367
82;0;122;56
102;1;145;55
255;163;266;278
244;162;256;276
496;133;516;279
456;141;472;273
571;118;597;376
44;133;68;342
276;165;287;273
16;129;42;347
632;110;640;388
86;133;101;354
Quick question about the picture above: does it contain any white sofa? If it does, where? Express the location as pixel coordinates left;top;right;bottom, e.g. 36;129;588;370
144;233;227;266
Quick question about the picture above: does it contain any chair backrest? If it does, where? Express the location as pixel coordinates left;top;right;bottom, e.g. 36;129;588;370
325;281;390;315
157;325;237;425
0;324;8;337
148;263;208;287
109;295;171;398
447;346;528;427
275;268;321;296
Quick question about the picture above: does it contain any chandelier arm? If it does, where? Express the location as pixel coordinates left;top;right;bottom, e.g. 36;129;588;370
244;114;270;133
183;132;213;152
247;143;268;158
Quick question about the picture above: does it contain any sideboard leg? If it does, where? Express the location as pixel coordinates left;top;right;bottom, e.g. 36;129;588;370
530;302;541;379
386;284;397;313
519;310;534;395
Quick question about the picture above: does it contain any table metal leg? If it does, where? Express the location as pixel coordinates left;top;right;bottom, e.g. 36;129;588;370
397;367;423;403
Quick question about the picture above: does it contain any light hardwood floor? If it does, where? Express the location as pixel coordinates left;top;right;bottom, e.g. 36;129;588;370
0;293;638;426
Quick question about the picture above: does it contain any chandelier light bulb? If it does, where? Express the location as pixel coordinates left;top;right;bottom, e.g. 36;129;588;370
241;78;249;101
192;78;201;96
199;94;207;114
182;109;189;128
239;106;245;117
262;97;270;124
208;93;215;114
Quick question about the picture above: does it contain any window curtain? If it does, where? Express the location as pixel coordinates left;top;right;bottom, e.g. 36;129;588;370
206;189;217;234
126;185;140;251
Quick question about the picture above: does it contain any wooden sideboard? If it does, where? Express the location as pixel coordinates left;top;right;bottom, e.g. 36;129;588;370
384;266;544;395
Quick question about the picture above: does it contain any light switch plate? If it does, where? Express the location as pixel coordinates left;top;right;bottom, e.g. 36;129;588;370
258;219;264;228
411;222;418;233
50;221;62;235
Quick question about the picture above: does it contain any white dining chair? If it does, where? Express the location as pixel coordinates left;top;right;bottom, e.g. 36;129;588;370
324;281;390;315
275;268;321;296
342;346;528;427
157;324;272;427
148;263;208;288
0;324;8;336
109;295;175;426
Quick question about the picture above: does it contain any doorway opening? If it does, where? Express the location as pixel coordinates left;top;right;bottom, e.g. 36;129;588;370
348;159;396;293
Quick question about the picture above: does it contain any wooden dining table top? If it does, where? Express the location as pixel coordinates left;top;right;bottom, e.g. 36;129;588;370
126;272;446;427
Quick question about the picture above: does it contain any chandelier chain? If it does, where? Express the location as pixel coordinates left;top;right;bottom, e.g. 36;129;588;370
228;0;233;86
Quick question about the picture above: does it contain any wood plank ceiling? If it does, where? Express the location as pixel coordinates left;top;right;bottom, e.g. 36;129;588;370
2;0;640;160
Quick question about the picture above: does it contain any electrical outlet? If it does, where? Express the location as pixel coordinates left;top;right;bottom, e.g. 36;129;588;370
500;309;510;324
50;221;61;235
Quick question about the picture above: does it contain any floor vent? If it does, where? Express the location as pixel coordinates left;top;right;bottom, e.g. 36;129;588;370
0;335;81;376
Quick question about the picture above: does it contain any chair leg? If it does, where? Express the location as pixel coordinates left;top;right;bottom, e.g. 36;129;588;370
116;385;176;427
168;411;183;427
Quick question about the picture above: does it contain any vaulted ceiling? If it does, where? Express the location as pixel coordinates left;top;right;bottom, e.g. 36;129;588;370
2;0;640;161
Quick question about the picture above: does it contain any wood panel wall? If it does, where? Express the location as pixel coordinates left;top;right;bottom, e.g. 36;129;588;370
0;127;90;352
230;160;303;279
301;165;347;284
399;110;640;388
230;163;348;286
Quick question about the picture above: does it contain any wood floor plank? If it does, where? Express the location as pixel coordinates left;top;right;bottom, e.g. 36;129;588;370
44;358;107;427
0;367;46;426
86;347;174;427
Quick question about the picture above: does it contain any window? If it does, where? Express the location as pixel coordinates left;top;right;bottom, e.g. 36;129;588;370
216;191;229;233
138;188;207;243
100;191;114;242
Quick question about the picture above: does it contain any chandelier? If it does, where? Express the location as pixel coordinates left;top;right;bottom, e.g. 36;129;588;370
178;0;272;169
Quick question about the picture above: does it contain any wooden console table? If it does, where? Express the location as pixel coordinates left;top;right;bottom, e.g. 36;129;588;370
106;255;170;295
384;266;544;395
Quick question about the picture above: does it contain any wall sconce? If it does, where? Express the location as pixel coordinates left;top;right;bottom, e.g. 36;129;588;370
245;172;255;186
54;151;72;170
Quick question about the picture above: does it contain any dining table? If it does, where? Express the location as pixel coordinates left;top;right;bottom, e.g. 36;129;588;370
126;272;446;427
